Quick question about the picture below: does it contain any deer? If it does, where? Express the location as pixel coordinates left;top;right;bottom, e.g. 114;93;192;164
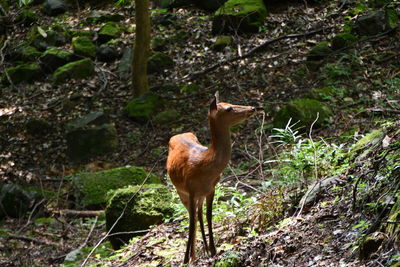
166;93;256;264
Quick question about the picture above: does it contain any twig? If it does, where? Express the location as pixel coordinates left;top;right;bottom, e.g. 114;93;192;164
79;216;98;249
182;28;327;81
54;209;104;218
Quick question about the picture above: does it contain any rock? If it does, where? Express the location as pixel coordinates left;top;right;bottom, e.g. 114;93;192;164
151;37;169;51
147;51;174;73
26;118;53;136
5;63;43;84
0;183;38;218
16;8;38;26
43;0;68;16
352;9;398;36
52;58;94;84
85;10;124;24
152;0;191;8
349;129;385;161
368;0;392;8
125;93;163;122
212;0;268;34
273;98;332;131
196;0;228;11
73;166;160;208
307;41;332;61
20;46;42;61
72;36;96;58
331;33;358;50
359;232;386;260
117;47;132;79
96;44;119;62
153;109;179;125
298;176;345;212
40;47;74;72
65;110;118;162
32;29;67;51
211;35;233;52
105;184;173;249
97;22;121;44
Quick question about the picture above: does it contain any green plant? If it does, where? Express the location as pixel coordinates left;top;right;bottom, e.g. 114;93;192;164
19;0;33;6
271;118;302;145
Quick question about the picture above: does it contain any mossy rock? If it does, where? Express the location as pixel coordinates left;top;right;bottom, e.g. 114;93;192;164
152;36;169;51
5;63;43;84
52;58;94;84
307;41;332;61
72;36;96;58
73;166;160;209
125;93;163;122
40;47;75;72
43;0;68;16
273;98;332;131
215;251;241;267
153;109;179;125
31;28;67;51
386;194;400;243
105;184;173;249
147;51;174;73
16;8;38;26
359;232;386;260
21;46;42;61
331;33;358;50
352;9;398;36
86;10;124;24
212;0;267;34
349;129;385;160
0;183;39;218
211;35;233;52
98;22;121;44
66;124;118;163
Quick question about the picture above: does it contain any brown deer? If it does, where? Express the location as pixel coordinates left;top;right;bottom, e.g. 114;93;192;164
166;94;255;264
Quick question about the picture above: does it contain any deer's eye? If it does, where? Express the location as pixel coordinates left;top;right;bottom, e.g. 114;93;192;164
226;107;233;112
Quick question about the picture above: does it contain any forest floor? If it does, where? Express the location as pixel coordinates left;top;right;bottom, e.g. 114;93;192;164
1;0;399;266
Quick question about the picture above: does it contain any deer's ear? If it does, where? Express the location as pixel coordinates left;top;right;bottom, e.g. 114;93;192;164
209;97;217;114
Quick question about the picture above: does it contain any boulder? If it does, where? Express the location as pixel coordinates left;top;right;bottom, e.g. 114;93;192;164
0;184;38;218
105;184;173;249
331;33;358;50
73;166;160;209
40;47;74;72
117;47;132;79
196;0;228;11
352;9;398;36
43;0;68;16
5;63;43;84
32;29;67;51
153;109;179;125
65;110;118;162
212;0;267;34
211;35;233;51
20;46;42;61
147;51;174;73
72;36;96;58
85;10;124;24
307;41;332;61
52;58;94;84
96;44;119;62
125;93;163;122
273;98;332;131
97;22;121;44
349;129;385;161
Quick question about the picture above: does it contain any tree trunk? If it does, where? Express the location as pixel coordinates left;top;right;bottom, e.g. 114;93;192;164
132;0;150;97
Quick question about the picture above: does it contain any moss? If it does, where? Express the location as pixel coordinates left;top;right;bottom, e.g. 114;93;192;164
153;109;179;125
386;8;399;29
5;63;43;84
52;58;94;84
73;166;160;208
211;35;233;51
307;41;332;61
147;51;174;73
98;22;121;43
350;129;385;158
72;36;96;58
213;0;267;33
331;33;358;50
105;184;173;249
125;93;163;122
215;251;241;267
273;98;332;131
386;193;399;241
21;46;42;61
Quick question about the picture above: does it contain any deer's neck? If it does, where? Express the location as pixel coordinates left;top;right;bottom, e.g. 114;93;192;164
207;118;231;168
